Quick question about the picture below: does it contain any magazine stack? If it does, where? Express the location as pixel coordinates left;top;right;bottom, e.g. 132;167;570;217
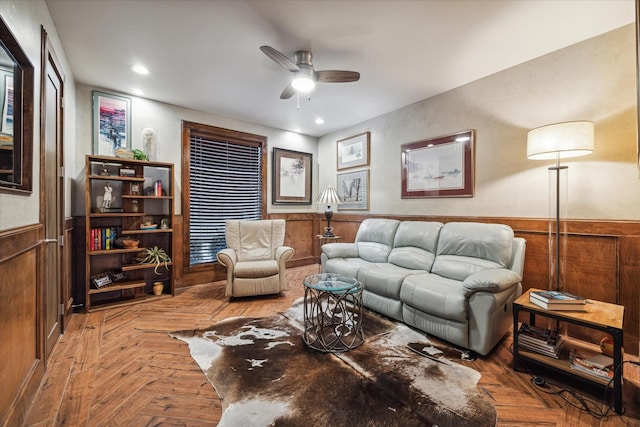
569;348;614;380
517;323;565;358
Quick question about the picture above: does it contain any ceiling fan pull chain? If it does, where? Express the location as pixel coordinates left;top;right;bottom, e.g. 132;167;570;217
297;92;300;110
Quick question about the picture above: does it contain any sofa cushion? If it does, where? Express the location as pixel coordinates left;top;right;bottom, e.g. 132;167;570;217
358;263;424;299
324;257;373;278
388;221;443;270
432;222;514;281
355;218;400;262
400;273;467;322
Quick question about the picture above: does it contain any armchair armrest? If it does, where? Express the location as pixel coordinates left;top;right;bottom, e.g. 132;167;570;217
216;248;237;297
321;243;358;259
216;248;237;268
275;246;295;266
462;268;521;297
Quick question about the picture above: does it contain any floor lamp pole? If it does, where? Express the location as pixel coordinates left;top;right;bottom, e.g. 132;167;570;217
549;157;568;292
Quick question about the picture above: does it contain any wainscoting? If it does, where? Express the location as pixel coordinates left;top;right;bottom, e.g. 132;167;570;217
0;224;44;427
171;213;639;356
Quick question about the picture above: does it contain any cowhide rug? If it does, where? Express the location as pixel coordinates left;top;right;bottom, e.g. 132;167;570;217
170;301;497;427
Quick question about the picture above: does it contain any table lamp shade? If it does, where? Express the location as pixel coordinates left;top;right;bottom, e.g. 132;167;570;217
527;121;594;160
317;186;341;237
316;186;341;205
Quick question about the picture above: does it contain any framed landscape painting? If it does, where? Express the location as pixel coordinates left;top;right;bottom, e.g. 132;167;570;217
272;147;312;205
92;91;131;156
337;131;370;170
401;130;475;198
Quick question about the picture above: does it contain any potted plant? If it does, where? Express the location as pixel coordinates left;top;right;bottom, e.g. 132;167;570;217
138;246;171;274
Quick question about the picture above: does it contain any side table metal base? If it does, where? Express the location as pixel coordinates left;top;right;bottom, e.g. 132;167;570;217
303;285;364;353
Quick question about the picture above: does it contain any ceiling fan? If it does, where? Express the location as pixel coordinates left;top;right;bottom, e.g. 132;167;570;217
260;46;360;99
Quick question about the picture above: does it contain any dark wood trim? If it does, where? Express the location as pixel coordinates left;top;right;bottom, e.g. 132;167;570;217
180;121;268;279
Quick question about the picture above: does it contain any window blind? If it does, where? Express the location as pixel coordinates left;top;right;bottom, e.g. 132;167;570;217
189;135;262;265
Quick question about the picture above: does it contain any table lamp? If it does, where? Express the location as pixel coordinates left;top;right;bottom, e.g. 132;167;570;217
316;186;341;237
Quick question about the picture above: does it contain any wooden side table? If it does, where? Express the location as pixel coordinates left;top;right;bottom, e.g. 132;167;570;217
512;288;625;413
317;235;341;245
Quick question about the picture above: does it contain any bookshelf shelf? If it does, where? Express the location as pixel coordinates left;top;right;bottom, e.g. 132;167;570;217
513;288;624;413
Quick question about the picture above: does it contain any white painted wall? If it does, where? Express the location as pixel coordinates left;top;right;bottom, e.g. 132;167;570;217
0;0;77;231
317;24;637;220
73;84;318;216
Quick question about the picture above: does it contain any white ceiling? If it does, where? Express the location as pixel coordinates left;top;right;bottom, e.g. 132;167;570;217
45;0;635;138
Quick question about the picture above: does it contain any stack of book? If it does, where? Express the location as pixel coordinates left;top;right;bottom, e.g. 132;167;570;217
569;348;614;380
529;290;587;311
517;323;565;358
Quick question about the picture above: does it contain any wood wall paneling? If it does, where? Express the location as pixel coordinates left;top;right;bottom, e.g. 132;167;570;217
76;212;640;355
0;225;44;427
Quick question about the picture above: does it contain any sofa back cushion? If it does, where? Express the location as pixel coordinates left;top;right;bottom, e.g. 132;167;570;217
388;221;443;270
225;219;285;262
432;222;514;281
355;218;400;262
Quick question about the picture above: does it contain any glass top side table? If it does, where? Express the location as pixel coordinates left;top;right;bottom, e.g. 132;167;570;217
302;273;365;352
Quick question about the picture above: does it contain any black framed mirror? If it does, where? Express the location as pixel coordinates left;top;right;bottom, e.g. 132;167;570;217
0;15;33;194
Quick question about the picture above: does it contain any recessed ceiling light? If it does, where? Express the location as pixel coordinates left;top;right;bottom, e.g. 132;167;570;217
315;118;324;124
131;65;149;75
132;89;144;96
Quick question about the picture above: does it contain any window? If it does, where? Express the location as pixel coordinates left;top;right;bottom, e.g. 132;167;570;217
182;121;266;267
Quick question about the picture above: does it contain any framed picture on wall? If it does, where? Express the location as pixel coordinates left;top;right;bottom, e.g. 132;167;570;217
92;91;131;157
401;130;475;198
272;147;312;204
337;131;370;170
337;169;369;210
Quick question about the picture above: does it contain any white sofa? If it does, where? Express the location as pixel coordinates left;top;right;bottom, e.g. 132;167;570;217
321;219;526;356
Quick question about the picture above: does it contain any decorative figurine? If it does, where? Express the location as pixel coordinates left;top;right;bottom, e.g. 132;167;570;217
101;182;113;209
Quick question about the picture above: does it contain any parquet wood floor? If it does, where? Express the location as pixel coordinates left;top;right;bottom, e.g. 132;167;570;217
23;265;640;426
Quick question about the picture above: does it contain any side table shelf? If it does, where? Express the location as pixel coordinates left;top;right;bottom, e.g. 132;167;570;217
512;288;625;414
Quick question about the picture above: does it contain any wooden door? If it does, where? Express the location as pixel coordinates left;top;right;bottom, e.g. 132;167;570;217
41;28;66;359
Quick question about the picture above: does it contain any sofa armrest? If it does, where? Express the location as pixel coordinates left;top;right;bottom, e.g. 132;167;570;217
462;268;521;297
321;243;358;259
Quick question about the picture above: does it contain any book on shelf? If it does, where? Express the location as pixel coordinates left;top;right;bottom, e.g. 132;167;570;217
569;348;614;380
529;297;587;311
517;323;565;358
529;290;587;304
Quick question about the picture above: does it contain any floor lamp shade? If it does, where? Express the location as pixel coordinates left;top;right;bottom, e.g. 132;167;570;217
316;186;341;237
527;121;594;160
527;121;594;291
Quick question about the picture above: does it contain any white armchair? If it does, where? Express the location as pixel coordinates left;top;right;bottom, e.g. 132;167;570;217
216;219;295;297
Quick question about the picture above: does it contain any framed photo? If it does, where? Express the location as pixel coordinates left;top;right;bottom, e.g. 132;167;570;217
401;130;475;198
337;131;370;170
272;147;312;205
337;169;369;210
92;90;131;156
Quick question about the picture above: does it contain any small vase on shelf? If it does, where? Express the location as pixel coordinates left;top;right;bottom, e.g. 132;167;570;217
153;281;164;296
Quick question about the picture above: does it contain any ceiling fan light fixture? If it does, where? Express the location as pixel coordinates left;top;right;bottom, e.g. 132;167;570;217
292;74;315;92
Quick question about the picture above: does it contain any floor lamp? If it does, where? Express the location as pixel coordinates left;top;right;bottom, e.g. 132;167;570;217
527;121;594;291
316;186;341;237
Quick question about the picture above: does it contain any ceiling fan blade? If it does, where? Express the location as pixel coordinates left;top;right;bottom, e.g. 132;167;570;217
315;70;360;83
280;84;296;99
260;46;300;72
